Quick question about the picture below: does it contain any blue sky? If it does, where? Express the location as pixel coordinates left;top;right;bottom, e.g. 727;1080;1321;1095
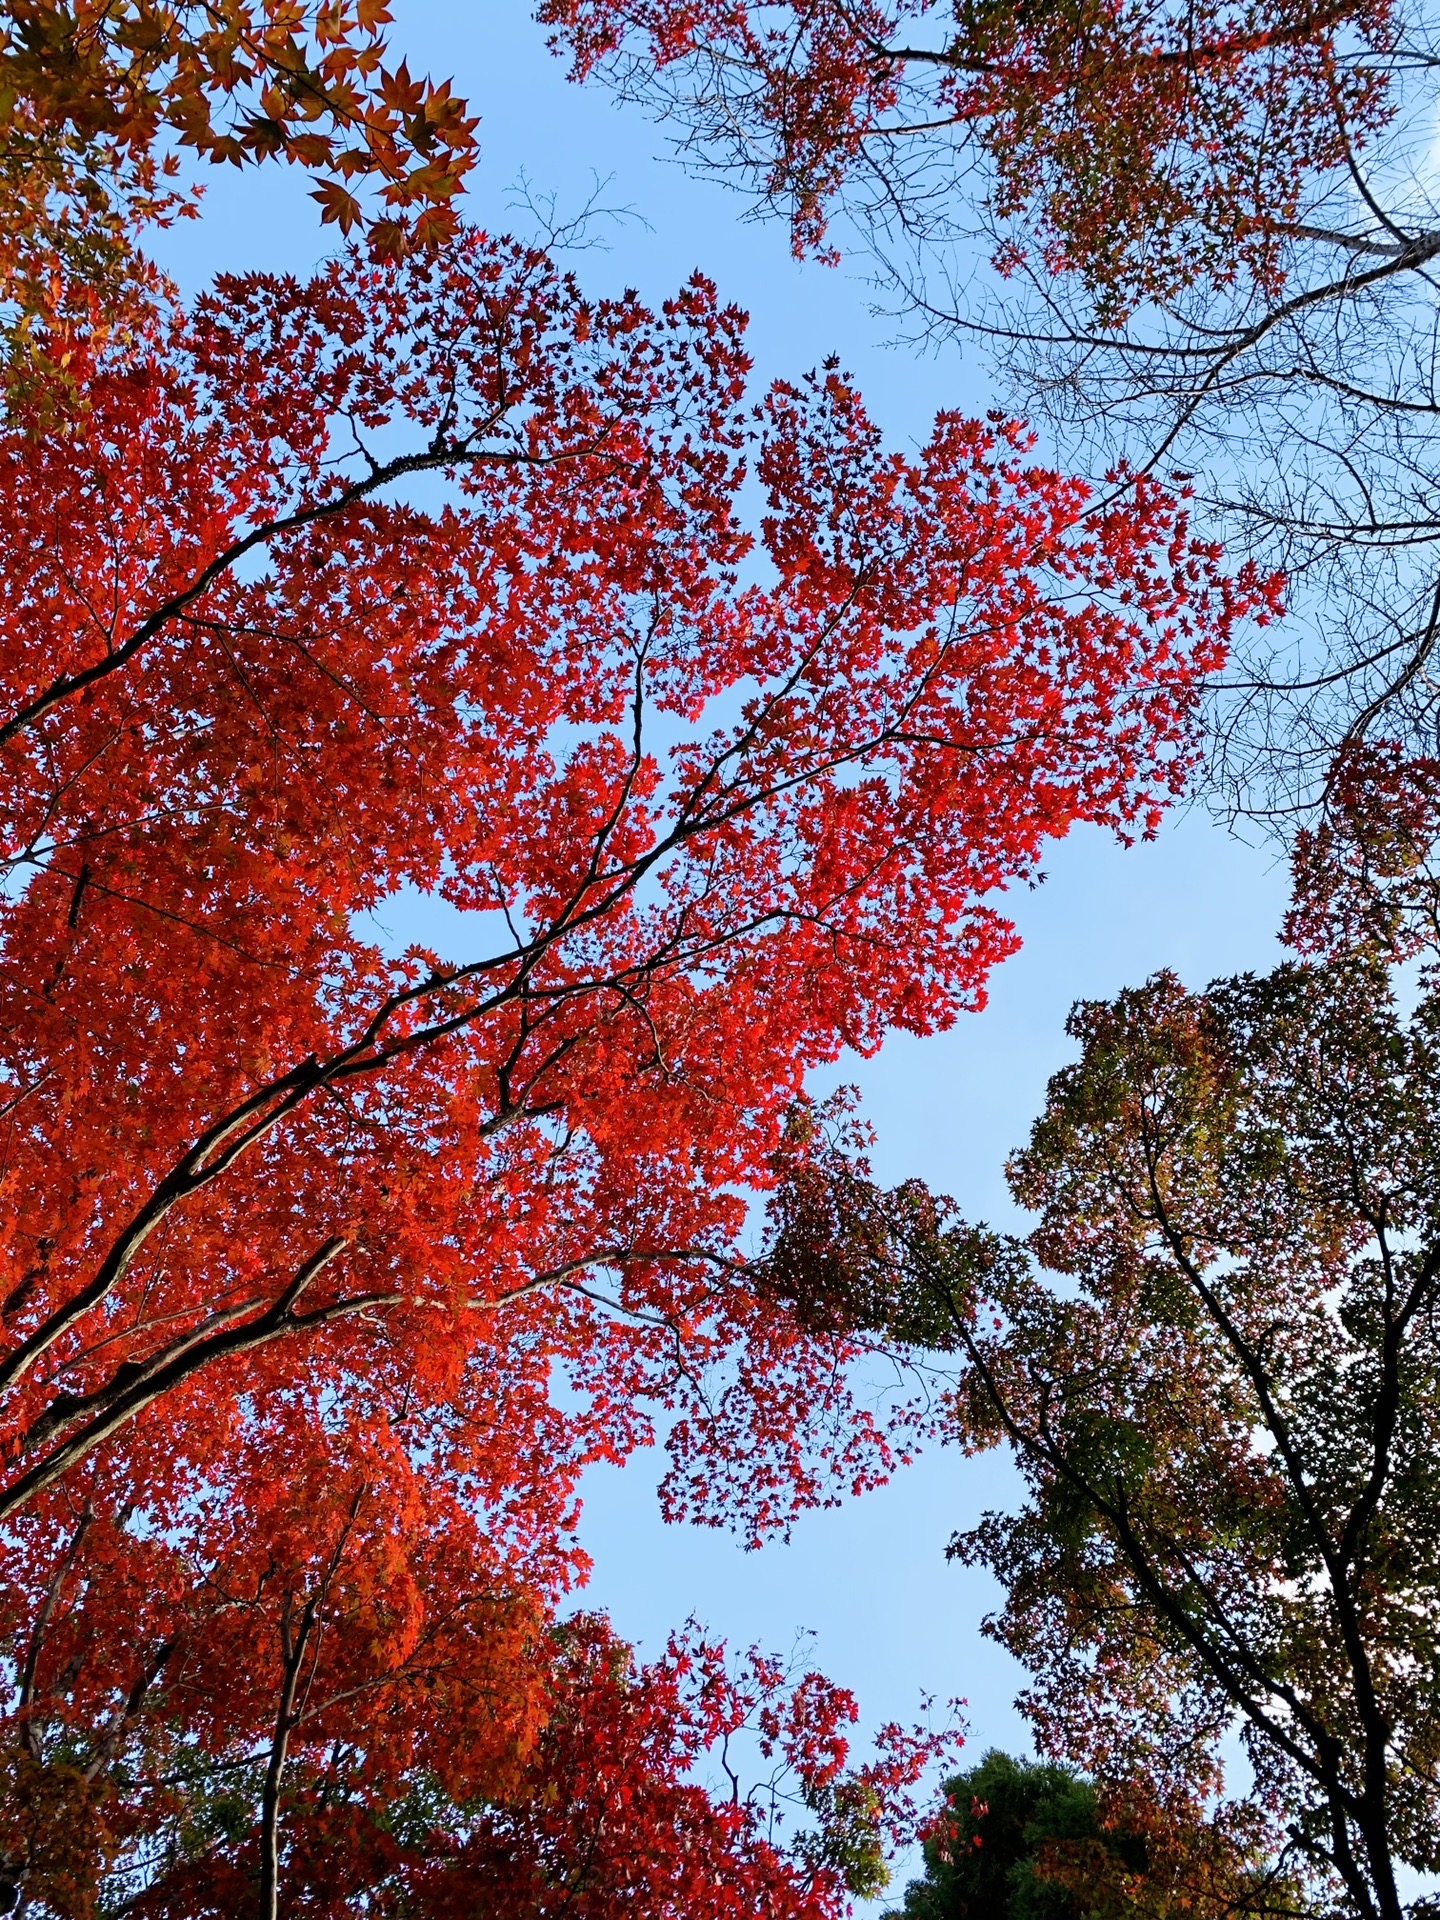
151;6;1293;1894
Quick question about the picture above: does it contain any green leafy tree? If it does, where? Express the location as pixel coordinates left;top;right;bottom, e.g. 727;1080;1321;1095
779;749;1440;1920
891;1750;1299;1920
930;756;1440;1920
890;1750;1143;1920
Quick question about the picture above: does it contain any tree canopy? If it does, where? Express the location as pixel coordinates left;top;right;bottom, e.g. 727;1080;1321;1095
891;1750;1146;1920
892;1750;1310;1920
8;0;1428;1910
808;751;1440;1920
546;0;1440;820
0;214;1267;1909
542;0;1393;313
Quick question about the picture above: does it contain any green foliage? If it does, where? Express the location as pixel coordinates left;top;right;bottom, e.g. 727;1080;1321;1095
890;1751;1135;1920
800;1777;891;1902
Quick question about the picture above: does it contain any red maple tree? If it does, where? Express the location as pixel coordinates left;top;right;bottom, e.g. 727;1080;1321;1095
0;225;1271;1909
3;1428;950;1914
0;224;1270;1531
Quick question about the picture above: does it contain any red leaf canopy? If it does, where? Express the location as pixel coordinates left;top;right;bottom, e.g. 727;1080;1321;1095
0;227;1267;1904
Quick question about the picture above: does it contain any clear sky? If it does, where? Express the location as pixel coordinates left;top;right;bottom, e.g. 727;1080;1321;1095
150;8;1294;1898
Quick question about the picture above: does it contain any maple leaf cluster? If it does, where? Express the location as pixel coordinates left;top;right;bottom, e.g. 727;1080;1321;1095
0;0;476;353
0;206;1274;1909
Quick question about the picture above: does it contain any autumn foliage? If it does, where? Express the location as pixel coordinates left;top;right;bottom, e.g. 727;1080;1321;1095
0;214;1274;1908
544;0;1395;311
5;1454;941;1914
784;761;1440;1919
0;0;477;349
743;790;1440;1919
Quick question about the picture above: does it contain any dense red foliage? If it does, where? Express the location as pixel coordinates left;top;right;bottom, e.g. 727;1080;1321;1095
0;226;1270;1909
6;1448;949;1913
